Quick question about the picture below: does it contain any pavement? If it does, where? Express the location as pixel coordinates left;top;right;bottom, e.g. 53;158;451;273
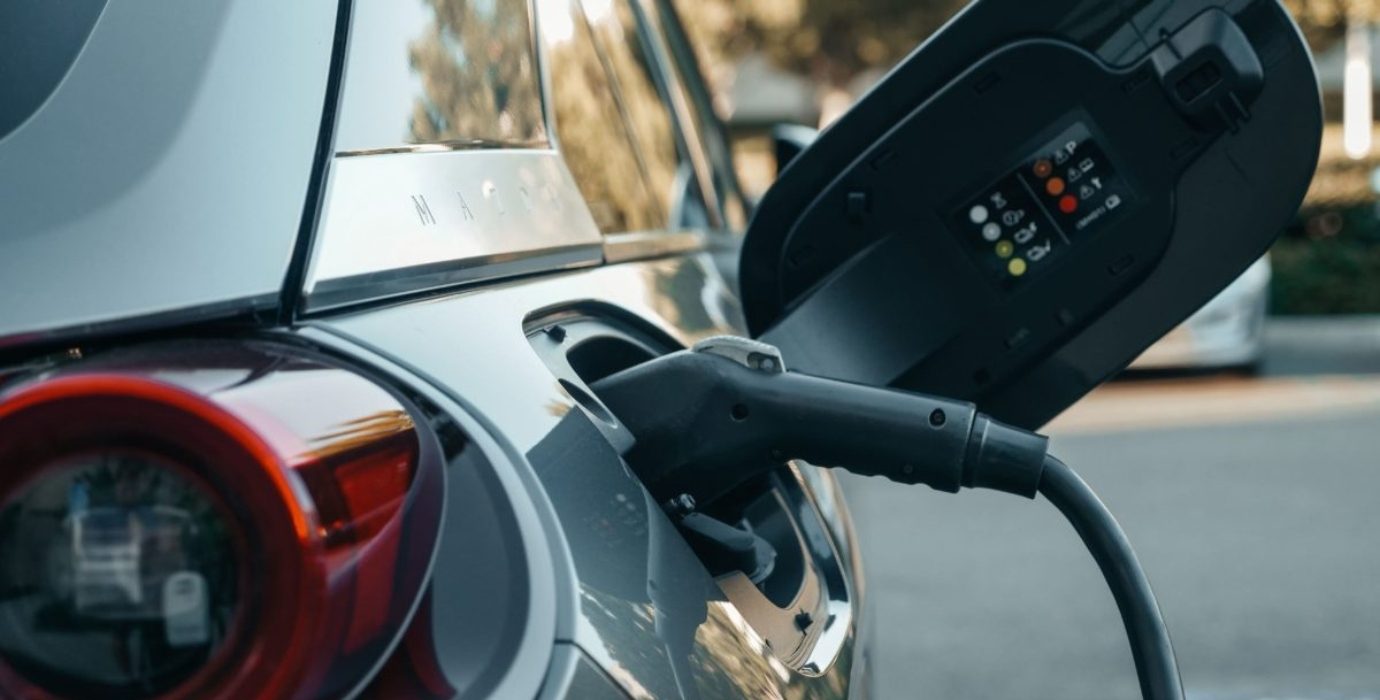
843;317;1380;700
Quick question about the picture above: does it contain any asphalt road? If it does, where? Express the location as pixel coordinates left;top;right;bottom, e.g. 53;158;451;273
843;318;1380;700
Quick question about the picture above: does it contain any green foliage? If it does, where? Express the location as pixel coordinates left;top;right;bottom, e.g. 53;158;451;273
673;0;967;89
1272;207;1380;314
407;0;546;146
674;0;1376;93
755;0;969;85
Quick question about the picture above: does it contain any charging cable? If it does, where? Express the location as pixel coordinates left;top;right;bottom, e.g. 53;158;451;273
593;337;1183;700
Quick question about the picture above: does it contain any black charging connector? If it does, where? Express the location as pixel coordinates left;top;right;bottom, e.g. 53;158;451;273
594;337;1183;700
593;337;1048;505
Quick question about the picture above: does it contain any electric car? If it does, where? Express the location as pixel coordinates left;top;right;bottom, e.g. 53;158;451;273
0;0;1320;699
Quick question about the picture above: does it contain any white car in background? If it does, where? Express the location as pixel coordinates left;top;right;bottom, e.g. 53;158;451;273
1133;257;1272;371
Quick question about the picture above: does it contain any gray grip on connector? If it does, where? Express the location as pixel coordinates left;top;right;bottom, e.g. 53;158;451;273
963;415;1049;498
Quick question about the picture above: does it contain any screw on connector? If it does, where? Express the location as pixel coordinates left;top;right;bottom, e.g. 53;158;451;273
929;409;947;427
663;493;696;518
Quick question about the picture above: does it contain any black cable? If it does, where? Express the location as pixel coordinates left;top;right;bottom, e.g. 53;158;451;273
1038;455;1184;700
595;346;1184;698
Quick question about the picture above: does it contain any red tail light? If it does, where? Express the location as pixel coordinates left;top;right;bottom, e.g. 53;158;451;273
0;342;443;700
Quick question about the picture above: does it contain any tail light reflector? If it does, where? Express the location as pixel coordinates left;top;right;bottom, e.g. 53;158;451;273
0;342;443;700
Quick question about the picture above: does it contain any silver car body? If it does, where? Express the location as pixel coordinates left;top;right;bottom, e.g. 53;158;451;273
0;1;334;343
0;0;866;697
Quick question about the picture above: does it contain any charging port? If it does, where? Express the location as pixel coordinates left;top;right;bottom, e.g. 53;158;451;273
524;313;857;673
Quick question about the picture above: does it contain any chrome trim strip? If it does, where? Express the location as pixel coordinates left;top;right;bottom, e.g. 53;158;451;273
601;230;707;263
335;140;550;158
303;149;604;312
305;243;603;313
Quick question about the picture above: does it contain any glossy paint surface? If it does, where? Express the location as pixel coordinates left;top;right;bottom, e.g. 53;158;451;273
294;325;567;700
0;0;336;343
312;254;865;699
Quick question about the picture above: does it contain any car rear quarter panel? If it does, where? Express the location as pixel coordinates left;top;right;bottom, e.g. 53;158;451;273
306;254;865;699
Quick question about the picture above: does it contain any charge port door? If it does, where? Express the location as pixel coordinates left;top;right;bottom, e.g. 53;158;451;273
739;0;1321;428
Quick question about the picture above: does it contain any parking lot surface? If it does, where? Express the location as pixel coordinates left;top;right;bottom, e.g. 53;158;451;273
845;317;1380;699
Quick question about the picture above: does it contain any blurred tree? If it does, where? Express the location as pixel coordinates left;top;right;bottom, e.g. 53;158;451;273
407;0;547;146
673;0;1380;107
673;0;966;96
756;0;967;88
1284;0;1380;48
540;0;666;234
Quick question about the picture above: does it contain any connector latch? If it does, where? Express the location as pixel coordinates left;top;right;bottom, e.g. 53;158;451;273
1152;9;1264;133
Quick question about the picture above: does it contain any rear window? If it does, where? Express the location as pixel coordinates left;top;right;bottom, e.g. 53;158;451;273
335;0;548;154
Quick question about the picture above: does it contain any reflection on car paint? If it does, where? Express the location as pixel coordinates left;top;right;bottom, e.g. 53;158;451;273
336;0;548;154
317;255;858;698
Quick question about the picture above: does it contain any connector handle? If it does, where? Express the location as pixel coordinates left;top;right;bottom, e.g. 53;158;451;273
595;350;1047;503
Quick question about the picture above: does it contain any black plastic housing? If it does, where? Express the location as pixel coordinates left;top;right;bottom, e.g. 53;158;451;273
593;350;1049;506
740;0;1321;428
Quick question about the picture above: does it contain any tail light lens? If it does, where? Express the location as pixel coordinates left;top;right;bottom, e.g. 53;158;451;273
0;449;240;698
0;342;443;700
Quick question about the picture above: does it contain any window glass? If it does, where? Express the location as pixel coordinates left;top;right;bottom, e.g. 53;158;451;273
646;0;748;230
335;0;548;154
538;0;664;233
583;0;696;227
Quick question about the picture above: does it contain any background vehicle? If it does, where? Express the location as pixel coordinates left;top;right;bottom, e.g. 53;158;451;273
1132;258;1273;371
